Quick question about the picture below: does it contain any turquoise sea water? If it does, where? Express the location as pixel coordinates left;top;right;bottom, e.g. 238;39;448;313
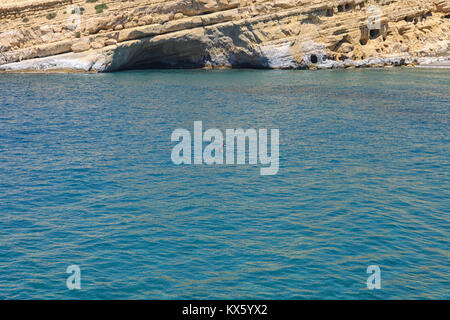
0;68;448;299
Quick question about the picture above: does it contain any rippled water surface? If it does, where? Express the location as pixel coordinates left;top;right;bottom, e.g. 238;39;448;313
0;69;449;299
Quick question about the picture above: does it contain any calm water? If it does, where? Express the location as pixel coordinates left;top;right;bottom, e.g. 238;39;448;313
0;69;448;299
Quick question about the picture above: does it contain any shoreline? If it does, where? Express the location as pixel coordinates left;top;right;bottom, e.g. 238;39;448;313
0;54;448;74
417;60;450;68
1;63;448;74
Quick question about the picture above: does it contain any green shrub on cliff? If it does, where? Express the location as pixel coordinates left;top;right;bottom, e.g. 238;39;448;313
46;12;57;20
95;4;108;14
72;7;85;15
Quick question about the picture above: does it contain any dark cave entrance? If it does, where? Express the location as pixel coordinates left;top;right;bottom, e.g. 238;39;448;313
114;38;209;70
369;29;380;39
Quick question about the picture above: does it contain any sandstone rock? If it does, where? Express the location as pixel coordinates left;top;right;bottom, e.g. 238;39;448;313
340;43;354;54
71;40;91;53
104;39;118;46
91;40;105;49
174;13;184;19
0;0;448;72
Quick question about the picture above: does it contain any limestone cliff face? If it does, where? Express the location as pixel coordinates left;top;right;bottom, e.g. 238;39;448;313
0;0;449;71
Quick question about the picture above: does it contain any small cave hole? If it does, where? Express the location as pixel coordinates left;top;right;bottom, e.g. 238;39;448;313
345;4;351;11
326;9;333;17
310;54;318;64
360;38;368;45
338;5;344;13
369;29;380;39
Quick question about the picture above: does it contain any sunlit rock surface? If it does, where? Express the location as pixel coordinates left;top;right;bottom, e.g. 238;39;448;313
0;0;449;72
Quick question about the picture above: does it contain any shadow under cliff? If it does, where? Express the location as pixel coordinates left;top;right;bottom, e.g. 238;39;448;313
108;34;270;71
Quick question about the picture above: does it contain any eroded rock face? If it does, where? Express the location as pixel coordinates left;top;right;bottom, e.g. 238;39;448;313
0;0;449;72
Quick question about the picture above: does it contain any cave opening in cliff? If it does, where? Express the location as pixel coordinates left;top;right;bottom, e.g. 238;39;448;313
108;37;272;71
326;9;333;17
369;29;380;39
337;5;344;13
111;38;211;70
310;54;318;64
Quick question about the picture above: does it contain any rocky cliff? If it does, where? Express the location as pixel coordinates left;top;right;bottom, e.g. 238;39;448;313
0;0;449;71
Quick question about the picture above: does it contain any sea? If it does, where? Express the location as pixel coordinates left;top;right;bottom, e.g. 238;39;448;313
0;68;448;299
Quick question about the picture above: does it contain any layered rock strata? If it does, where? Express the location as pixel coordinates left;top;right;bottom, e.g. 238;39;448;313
0;0;449;71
